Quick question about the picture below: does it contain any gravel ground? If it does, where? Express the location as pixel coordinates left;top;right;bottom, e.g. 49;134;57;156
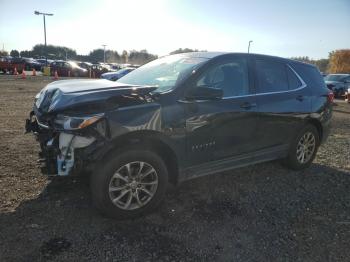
0;75;349;262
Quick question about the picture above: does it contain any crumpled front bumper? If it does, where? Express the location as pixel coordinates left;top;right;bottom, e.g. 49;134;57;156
25;112;104;176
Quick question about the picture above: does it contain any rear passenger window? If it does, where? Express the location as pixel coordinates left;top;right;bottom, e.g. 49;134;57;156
287;66;302;90
256;60;289;93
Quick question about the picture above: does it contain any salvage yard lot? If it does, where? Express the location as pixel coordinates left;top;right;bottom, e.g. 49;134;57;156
0;76;349;261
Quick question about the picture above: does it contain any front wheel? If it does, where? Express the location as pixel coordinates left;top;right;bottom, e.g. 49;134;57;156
284;125;319;170
90;149;168;219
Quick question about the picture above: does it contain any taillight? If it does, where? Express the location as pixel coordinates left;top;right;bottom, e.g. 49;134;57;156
327;92;334;103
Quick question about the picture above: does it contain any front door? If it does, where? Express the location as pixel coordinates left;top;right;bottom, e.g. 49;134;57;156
183;55;258;166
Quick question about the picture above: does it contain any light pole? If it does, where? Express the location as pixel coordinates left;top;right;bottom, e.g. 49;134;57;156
248;40;253;53
34;10;53;65
102;44;107;63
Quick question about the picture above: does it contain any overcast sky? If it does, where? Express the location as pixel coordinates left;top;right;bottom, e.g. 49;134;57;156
0;0;349;59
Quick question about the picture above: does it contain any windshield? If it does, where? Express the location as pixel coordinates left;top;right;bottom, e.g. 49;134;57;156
324;74;347;81
117;54;209;92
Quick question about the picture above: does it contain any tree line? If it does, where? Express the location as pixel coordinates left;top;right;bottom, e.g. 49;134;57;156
4;44;158;65
1;45;349;73
291;49;350;74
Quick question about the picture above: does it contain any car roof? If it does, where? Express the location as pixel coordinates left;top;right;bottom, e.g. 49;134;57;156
176;52;316;68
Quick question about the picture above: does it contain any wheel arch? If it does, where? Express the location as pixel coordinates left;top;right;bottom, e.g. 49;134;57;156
306;118;323;141
104;130;180;185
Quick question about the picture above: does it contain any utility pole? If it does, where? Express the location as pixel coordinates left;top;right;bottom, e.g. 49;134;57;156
34;11;54;65
102;44;107;63
248;40;253;53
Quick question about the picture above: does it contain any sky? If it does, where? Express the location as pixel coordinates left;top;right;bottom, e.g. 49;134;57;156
0;0;349;59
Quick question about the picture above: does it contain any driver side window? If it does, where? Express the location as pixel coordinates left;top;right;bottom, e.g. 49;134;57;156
196;58;249;97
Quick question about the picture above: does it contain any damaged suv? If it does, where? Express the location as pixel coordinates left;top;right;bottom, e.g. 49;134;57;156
26;52;333;219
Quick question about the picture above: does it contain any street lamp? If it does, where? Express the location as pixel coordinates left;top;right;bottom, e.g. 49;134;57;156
248;40;253;53
102;44;107;63
34;10;53;65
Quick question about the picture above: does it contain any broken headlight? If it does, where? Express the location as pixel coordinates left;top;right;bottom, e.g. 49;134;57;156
54;114;104;130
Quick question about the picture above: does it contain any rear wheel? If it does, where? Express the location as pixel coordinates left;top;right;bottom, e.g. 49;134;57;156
90;149;168;219
284;125;319;170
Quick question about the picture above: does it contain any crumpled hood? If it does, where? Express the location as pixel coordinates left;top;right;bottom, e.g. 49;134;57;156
35;79;157;114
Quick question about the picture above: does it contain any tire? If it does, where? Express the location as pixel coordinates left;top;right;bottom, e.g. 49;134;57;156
284;124;320;170
90;149;168;219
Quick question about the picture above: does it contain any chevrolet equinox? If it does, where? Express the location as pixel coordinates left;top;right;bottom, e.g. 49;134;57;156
25;52;333;219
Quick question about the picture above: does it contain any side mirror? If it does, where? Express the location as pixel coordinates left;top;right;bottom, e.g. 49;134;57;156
186;85;223;100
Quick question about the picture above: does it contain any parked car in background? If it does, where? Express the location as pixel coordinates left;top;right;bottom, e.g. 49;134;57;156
26;52;333;219
324;74;350;98
0;56;24;73
108;63;121;71
78;62;93;71
50;60;88;77
88;64;109;78
101;67;135;81
22;57;42;71
36;58;54;68
345;88;350;103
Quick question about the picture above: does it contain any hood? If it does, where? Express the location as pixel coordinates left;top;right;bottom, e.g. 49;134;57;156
35;79;157;114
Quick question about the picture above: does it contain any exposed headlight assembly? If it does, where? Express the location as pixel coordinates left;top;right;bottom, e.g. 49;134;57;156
54;114;104;130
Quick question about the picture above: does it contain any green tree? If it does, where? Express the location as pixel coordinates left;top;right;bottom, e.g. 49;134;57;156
31;44;77;60
19;50;32;57
314;59;329;73
10;50;19;57
88;49;105;63
170;48;205;55
128;49;157;65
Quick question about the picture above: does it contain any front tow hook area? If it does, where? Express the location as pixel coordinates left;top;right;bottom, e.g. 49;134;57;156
25;111;38;134
38;140;59;176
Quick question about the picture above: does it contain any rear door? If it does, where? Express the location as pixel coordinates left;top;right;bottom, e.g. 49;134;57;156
254;58;311;150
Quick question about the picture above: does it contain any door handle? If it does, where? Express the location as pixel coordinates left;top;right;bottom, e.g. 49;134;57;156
240;102;257;109
296;95;304;101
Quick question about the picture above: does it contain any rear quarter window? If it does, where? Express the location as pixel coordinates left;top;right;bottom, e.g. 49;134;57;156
287;66;302;90
291;63;326;91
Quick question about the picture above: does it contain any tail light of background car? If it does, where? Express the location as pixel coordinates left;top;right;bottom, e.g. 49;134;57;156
327;92;334;103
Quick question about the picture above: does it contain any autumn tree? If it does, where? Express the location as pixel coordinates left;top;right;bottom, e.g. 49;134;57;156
0;50;8;56
328;49;350;73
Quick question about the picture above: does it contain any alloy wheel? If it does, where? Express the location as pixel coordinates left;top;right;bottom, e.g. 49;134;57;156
296;132;316;164
108;161;158;210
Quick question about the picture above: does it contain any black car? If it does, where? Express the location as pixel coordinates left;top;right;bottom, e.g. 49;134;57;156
25;52;333;219
22;57;42;71
50;60;88;77
324;74;350;98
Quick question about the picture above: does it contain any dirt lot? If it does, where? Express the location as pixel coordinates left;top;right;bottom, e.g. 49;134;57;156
0;75;349;261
